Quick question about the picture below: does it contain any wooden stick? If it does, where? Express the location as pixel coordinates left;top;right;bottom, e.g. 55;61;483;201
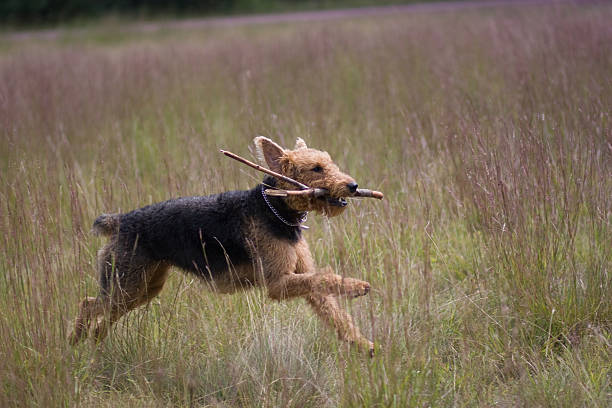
265;188;384;200
220;150;309;190
354;189;384;199
264;188;328;198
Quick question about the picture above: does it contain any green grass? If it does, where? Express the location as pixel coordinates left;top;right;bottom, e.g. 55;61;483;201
1;3;611;406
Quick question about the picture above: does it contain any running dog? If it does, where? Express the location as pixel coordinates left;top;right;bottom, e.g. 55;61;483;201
69;137;374;355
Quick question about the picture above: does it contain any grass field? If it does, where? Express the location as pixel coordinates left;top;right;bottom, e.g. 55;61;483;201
1;2;611;406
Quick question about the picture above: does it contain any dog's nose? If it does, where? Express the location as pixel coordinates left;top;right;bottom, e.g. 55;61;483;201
347;182;358;193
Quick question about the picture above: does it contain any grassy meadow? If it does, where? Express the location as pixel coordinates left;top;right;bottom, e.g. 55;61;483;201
1;3;611;406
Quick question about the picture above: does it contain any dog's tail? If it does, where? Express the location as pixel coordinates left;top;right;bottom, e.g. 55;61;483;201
92;213;120;236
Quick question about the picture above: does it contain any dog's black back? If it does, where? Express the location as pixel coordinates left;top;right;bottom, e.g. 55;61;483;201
112;177;303;278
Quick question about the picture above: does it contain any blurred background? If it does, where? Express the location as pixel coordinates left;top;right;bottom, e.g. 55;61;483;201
2;0;450;26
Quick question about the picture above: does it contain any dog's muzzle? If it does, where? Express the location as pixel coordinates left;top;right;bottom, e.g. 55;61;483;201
326;197;348;207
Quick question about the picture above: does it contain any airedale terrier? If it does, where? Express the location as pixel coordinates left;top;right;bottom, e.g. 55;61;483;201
69;137;374;354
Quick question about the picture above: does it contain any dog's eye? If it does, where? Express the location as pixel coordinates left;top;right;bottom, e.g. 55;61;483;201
311;165;323;173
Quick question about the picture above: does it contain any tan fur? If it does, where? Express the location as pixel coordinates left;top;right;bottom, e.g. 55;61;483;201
255;137;357;217
247;219;371;301
70;137;373;355
307;294;373;353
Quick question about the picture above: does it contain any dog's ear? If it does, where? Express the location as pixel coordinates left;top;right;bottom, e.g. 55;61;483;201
253;136;285;173
294;138;308;150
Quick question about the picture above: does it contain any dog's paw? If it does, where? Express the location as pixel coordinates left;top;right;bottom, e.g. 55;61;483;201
349;338;376;357
68;323;87;346
344;278;370;298
367;341;380;358
358;338;377;357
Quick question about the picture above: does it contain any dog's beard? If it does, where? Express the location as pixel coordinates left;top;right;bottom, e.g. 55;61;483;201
287;196;348;217
320;203;347;217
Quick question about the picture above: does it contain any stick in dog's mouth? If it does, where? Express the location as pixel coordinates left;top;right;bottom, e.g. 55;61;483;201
220;149;384;201
262;187;383;201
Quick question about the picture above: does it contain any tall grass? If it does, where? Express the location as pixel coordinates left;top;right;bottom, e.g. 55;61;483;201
1;3;610;406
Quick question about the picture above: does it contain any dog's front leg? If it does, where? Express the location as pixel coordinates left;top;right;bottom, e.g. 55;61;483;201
267;271;370;300
306;293;374;356
255;237;370;300
316;265;372;298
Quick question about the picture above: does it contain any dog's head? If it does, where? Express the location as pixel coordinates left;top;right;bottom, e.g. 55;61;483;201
254;136;358;217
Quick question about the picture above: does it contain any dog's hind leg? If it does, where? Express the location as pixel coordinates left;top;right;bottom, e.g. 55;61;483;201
306;293;374;356
91;305;124;342
92;262;170;342
91;294;139;342
69;296;107;345
141;262;170;303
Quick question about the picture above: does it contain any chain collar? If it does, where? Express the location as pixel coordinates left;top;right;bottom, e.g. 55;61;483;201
261;187;309;229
